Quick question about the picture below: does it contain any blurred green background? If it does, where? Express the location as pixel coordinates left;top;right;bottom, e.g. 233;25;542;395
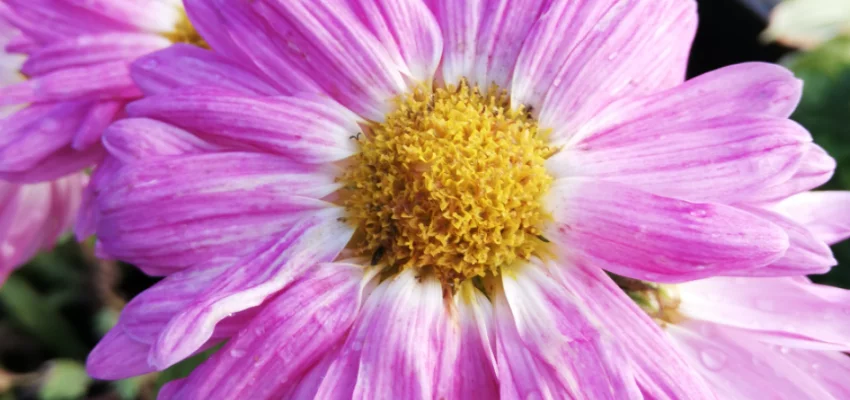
1;0;849;398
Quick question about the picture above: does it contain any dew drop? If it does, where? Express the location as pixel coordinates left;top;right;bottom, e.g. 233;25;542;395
699;348;728;371
689;209;708;218
230;348;247;358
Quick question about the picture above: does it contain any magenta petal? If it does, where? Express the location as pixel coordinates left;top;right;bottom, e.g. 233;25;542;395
21;32;169;76
668;321;836;399
149;208;354;369
537;0;697;142
102;118;220;163
126;89;360;164
776;191;850;245
86;324;155;380
551;261;717;399
96;153;339;270
172;263;374;399
495;264;639;399
678;277;850;349
425;0;481;85
130;44;279;97
546;179;790;282
0;60;140;105
72;100;123;151
315;269;457;399
351;0;443;83
443;283;499;398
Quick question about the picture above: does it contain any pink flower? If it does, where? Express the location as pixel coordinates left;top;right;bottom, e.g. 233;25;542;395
0;1;209;274
85;0;848;397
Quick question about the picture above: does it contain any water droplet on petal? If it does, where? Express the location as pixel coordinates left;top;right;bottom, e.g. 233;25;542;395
230;348;247;358
700;348;728;371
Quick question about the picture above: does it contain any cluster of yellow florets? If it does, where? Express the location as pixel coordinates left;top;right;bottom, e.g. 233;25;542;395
342;82;553;284
163;9;208;48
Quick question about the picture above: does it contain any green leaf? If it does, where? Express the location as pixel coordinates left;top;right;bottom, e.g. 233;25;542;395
0;275;88;359
38;360;91;400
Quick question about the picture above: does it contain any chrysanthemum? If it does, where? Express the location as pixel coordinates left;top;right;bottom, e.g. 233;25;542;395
86;0;848;397
581;191;850;399
0;18;86;280
0;0;208;251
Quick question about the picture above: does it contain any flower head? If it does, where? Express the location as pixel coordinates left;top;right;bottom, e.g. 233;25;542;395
85;0;848;397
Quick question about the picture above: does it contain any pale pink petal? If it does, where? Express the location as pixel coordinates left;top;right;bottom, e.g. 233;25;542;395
668;321;836;399
495;263;639;399
546;179;790;282
314;269;457;399
252;0;408;120
20;32;170;76
739;143;836;205
150;208;354;368
727;206;835;276
548;116;807;203
350;0;443;83
102;118;220;164
785;350;850;398
126;88;361;164
551;260;717;399
537;0;698;142
677;277;850;349
130;44;279;97
96;153;339;270
424;0;481;85
775;191;850;245
63;0;182;33
171;263;376;399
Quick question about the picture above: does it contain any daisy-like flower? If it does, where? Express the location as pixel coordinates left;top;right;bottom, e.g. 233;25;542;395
0;18;85;281
0;0;208;249
85;0;846;397
611;191;850;399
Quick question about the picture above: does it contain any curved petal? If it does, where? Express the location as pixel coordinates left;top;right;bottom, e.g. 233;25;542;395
442;283;499;398
130;44;279;97
739;143;836;205
677;277;850;349
668;321;837;400
551;260;717;400
785;350;850;398
0;61;140;105
126;89;361;164
314;269;458;399
150;208;354;369
775;191;850;245
251;0;408;120
86;324;156;380
537;0;698;142
548;116;807;203
96;153;340;270
102;118;220;164
424;0;482;85
171;263;376;399
495;263;640;399
545;179;790;282
350;0;443;83
72;100;123;151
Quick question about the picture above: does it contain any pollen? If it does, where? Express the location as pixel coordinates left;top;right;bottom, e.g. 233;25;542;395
341;82;554;285
162;9;208;48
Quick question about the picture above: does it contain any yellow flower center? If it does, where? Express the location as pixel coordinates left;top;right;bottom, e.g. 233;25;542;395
162;9;208;48
341;82;554;285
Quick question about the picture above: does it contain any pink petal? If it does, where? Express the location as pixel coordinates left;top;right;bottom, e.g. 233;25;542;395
739;143;836;205
314;269;457;399
668;321;836;399
0;102;87;173
551;260;718;399
350;0;443;83
0;142;104;184
495;263;639;399
102;118;220;163
546;179;790;282
96;153;339;270
150;208;354;368
536;0;698;142
21;32;169;76
86;323;156;380
785;350;850;398
72;100;123;150
677;277;850;349
0;60;140;105
727;206;835;276
548;116;807;203
775;191;850;245
126;88;360;164
130;44;279;97
424;0;481;85
252;0;408;120
171;263;375;399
